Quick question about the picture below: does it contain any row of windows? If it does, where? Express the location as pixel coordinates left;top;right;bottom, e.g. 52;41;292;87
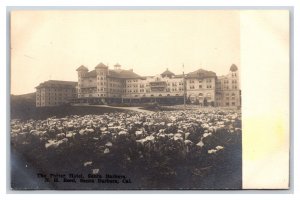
189;79;212;84
189;85;213;89
37;92;74;97
217;97;236;101
125;87;186;93
126;94;182;97
220;85;238;90
127;80;138;83
225;93;237;97
37;101;64;104
38;88;76;92
221;79;238;84
97;77;106;81
38;96;70;101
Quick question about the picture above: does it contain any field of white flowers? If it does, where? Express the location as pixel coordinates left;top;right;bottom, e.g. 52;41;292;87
11;108;242;189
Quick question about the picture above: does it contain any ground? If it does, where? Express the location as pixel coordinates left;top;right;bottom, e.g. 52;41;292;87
10;104;242;190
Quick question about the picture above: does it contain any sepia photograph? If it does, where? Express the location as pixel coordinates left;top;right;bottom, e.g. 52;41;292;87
9;9;289;190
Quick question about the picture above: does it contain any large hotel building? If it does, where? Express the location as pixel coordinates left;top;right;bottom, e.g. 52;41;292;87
36;63;241;107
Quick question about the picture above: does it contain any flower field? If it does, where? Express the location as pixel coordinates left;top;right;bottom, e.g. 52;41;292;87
11;108;242;189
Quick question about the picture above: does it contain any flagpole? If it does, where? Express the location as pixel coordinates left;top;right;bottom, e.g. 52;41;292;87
183;64;186;110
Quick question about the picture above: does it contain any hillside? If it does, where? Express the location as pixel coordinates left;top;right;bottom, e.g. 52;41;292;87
10;93;125;120
11;93;36;119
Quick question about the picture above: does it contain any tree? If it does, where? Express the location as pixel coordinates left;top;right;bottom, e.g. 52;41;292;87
203;98;208;107
186;97;191;104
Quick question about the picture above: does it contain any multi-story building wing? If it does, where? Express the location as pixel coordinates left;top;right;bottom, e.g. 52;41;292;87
76;63;141;103
185;69;217;106
75;62;241;106
36;63;240;107
216;64;241;107
35;80;77;107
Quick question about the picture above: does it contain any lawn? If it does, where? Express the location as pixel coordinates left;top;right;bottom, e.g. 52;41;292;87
11;105;127;120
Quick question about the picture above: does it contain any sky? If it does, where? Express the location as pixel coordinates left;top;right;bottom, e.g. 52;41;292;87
10;10;240;95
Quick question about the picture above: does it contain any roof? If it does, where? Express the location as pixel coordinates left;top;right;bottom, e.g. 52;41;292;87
82;70;97;78
76;65;88;71
174;74;184;78
107;69;141;79
186;68;216;79
114;63;121;67
161;68;175;76
95;62;108;69
230;64;238;72
36;80;77;89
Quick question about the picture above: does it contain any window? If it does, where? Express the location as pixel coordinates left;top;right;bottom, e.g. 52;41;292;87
207;93;211;100
199;85;202;88
232;102;236;106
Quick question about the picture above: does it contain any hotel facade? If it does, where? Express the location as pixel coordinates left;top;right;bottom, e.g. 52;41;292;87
75;63;241;107
35;63;240;107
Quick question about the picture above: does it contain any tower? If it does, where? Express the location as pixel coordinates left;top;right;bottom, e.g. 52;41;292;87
76;65;88;97
229;64;240;107
95;63;108;97
229;64;239;90
114;63;121;71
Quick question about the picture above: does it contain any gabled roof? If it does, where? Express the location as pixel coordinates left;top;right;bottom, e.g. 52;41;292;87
36;80;77;89
186;68;216;79
108;69;141;79
82;70;97;78
161;68;175;77
230;64;238;72
76;65;88;71
114;63;121;68
173;74;184;78
95;62;108;69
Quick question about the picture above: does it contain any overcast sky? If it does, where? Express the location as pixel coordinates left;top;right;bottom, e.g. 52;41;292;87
11;10;240;95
